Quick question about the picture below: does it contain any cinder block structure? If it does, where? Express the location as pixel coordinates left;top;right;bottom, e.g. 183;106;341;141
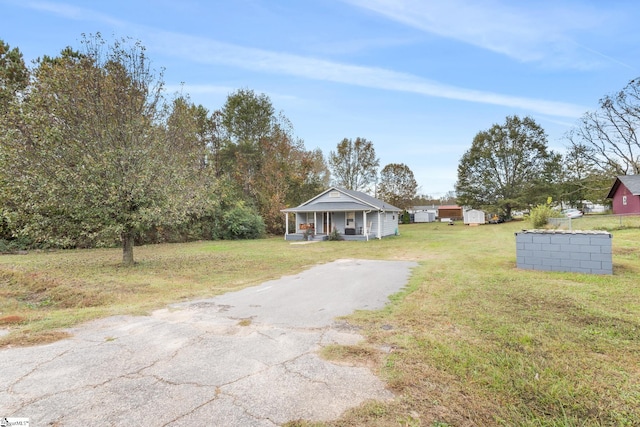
515;230;612;275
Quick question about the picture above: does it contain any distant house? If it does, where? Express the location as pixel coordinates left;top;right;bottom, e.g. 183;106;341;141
607;175;640;214
281;187;402;241
414;211;436;223
438;205;463;221
409;205;437;223
582;201;607;214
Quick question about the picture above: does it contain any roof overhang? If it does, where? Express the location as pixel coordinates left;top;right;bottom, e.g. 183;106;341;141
606;178;621;199
282;201;378;213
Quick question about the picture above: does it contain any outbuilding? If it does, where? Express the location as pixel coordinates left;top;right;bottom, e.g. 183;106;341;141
463;209;486;225
606;175;640;214
414;211;436;223
438;205;463;221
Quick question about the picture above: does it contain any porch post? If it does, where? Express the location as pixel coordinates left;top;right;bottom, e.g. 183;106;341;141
363;211;368;241
284;212;289;240
313;212;317;236
378;211;382;239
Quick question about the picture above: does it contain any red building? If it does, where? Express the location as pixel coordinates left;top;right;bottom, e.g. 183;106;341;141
606;175;640;214
437;205;463;221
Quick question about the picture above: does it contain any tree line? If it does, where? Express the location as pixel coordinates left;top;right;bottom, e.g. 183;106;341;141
0;35;420;263
0;35;333;264
455;76;640;219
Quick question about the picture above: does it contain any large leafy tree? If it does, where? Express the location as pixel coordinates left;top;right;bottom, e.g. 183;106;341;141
559;144;613;209
568;78;640;175
0;34;210;265
218;89;327;234
220;88;275;198
0;40;29;240
378;163;418;209
455;115;561;218
288;147;330;203
161;95;222;240
328;137;379;192
167;96;216;171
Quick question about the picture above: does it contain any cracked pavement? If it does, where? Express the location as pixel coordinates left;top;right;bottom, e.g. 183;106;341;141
0;258;417;426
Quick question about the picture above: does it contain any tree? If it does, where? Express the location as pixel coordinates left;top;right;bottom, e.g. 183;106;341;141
288;147;330;204
218;89;327;234
161;95;222;241
219;88;275;198
0;39;29;114
568;78;640;175
440;191;458;206
411;194;441;207
455;115;561;218
559;144;613;209
0;34;211;265
328;137;379;192
378;163;418;209
0;40;29;242
167;95;216;170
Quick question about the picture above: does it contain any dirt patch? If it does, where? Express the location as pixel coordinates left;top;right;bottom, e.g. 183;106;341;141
0;315;26;325
0;330;72;348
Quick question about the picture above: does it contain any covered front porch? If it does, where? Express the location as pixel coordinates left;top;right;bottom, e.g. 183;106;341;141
283;209;381;241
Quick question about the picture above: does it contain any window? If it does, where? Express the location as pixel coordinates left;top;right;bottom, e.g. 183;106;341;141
623;195;628;206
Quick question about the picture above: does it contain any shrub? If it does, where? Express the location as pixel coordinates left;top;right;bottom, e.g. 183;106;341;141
401;211;411;224
529;204;560;228
220;202;265;240
328;228;344;241
303;227;314;241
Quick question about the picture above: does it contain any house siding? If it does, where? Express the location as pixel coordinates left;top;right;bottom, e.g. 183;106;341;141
312;190;347;204
381;211;399;236
283;187;401;240
612;183;640;214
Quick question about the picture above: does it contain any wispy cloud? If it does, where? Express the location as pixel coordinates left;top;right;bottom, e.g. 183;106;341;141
344;0;617;70
149;30;587;118
21;1;589;118
309;36;416;56
26;0;126;27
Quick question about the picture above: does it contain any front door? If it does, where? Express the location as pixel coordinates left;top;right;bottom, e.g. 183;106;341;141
345;211;355;229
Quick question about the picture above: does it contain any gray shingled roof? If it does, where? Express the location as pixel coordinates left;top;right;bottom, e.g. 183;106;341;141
282;187;402;213
607;175;640;198
283;201;371;212
338;188;401;211
619;175;640;194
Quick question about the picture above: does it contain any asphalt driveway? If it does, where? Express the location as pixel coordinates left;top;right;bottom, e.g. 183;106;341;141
1;258;417;426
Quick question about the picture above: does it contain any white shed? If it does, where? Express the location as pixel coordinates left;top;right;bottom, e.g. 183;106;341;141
463;209;485;225
414;211;435;223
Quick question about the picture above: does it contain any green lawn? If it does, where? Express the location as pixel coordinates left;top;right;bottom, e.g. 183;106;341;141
1;219;639;426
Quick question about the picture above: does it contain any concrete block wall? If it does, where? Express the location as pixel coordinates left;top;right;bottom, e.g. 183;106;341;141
515;230;612;275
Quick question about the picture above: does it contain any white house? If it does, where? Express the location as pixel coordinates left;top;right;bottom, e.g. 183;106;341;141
281;187;402;241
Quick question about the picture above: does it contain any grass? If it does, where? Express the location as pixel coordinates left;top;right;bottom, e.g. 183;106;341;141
548;213;640;232
1;218;639;425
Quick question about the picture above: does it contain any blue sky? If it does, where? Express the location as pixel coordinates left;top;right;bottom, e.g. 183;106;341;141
2;0;640;197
